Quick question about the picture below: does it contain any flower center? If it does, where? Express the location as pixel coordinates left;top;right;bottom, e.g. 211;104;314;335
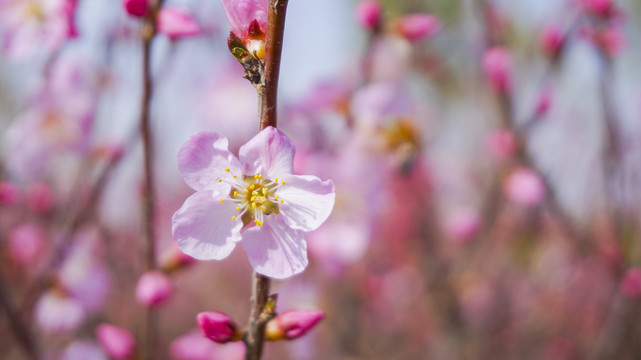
219;171;286;227
23;1;45;22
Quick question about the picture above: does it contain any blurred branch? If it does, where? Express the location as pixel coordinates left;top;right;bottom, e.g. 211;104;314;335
0;275;38;359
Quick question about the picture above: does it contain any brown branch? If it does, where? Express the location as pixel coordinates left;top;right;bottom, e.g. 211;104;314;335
0;275;38;359
259;0;289;130
244;1;290;359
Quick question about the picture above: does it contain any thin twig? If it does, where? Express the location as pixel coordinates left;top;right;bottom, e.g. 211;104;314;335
244;1;290;359
0;275;38;359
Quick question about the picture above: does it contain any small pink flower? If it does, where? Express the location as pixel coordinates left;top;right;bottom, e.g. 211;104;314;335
35;291;86;333
443;208;480;244
221;0;268;39
197;312;240;343
96;324;136;360
482;46;512;93
581;0;617;18
355;0;383;32
396;13;441;42
8;223;45;264
0;181;20;205
484;129;517;161
539;24;564;58
135;270;172;307
157;7;203;40
265;310;324;341
621;268;641;298
504;167;546;206
170;330;246;360
122;0;148;18
25;182;54;213
172;127;335;279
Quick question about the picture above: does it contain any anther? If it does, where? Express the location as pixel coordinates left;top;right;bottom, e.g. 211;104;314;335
225;168;230;172
217;179;222;183
231;216;236;220
220;199;225;203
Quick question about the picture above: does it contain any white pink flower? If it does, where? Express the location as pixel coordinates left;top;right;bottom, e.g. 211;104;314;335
172;127;335;279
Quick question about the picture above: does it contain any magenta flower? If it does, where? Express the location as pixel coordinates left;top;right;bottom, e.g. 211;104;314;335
265;310;325;341
196;312;240;343
222;0;268;60
172;127;335;279
135;270;173;307
95;324;136;360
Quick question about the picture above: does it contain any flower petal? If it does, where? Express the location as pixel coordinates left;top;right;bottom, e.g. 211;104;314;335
172;191;242;260
238;126;295;179
178;131;242;191
241;217;308;279
277;175;335;232
221;0;268;36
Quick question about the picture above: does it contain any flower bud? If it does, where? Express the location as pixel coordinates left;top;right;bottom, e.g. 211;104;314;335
355;0;382;33
196;312;241;343
581;0;617;19
8;223;45;264
443;208;480;244
396;14;440;42
25;182;54;213
621;268;641;298
157;8;203;40
135;271;172;307
534;87;553;118
96;323;136;360
484;129;517;161
539;24;564;59
504;167;545;206
482;46;512;94
160;245;197;273
0;181;19;205
265;310;324;341
122;0;148;18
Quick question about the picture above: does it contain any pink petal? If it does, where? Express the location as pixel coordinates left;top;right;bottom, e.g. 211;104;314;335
241;217;307;279
178;131;242;192
172;191;242;260
157;7;203;40
397;13;441;42
221;0;268;37
238;126;295;179
277;175;335;232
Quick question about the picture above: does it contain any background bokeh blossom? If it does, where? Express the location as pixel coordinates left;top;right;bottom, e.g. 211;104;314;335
2;0;641;359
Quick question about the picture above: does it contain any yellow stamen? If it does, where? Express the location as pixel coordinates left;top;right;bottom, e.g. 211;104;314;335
274;195;278;200
225;168;230;172
217;179;222;182
220;199;224;203
274;177;278;182
233;175;237;178
281;181;286;185
231;216;236;220
236;206;241;210
280;199;284;203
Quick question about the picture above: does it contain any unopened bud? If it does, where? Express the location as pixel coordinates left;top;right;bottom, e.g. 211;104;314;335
160;245;197;273
396;13;441;42
196;312;241;343
504;167;545;206
157;8;203;40
621;268;641;298
482;46;512;94
539;24;564;59
265;310;324;341
96;324;136;360
122;0;148;18
0;181;19;205
25;182;54;214
355;0;382;33
135;271;172;307
9;223;45;264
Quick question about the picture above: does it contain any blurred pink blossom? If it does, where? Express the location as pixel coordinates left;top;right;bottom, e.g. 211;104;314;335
35;290;86;333
539;24;565;59
170;330;245;360
25;182;54;213
621;268;641;298
395;14;441;42
0;181;20;205
96;324;136;360
135;270;173;307
535;87;553;118
157;7;203;40
581;0;617;18
504;167;546;206
443;207;480;244
0;0;76;59
355;0;382;32
160;243;197;273
60;341;107;360
8;223;45;264
482;46;512;93
122;0;148;18
265;310;325;341
197;312;239;343
172;127;335;279
484;129;517;162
